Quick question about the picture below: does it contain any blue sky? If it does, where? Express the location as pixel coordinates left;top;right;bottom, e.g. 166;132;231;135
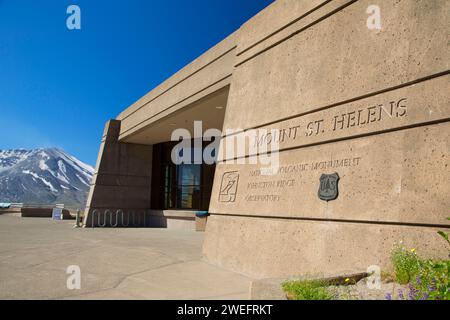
0;0;273;165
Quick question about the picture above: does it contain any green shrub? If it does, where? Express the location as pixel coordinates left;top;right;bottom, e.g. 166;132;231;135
391;245;422;284
389;244;450;300
437;217;450;248
282;279;333;300
415;259;450;300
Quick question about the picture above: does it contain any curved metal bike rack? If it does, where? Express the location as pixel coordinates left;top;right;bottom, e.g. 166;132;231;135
90;208;147;228
110;210;119;228
117;209;127;227
99;210;108;228
91;209;100;228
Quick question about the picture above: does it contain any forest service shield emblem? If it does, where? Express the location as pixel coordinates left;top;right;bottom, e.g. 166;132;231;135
318;172;340;201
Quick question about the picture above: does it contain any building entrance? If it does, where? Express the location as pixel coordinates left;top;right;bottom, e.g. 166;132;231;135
151;141;216;211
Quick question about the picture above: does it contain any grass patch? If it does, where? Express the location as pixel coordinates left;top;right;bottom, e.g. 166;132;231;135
282;279;333;300
391;245;422;284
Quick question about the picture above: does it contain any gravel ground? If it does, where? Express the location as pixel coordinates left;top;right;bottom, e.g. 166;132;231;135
329;278;409;300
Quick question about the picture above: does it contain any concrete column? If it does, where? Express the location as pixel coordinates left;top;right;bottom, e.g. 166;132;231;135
84;120;153;227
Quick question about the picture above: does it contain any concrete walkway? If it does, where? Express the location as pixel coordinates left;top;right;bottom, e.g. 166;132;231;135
0;215;252;300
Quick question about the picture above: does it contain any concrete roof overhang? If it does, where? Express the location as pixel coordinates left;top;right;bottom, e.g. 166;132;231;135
120;86;229;145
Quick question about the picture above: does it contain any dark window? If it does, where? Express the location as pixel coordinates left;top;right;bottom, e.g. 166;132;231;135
151;141;216;211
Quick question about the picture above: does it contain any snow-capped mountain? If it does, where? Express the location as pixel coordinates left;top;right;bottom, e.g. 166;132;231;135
0;148;94;208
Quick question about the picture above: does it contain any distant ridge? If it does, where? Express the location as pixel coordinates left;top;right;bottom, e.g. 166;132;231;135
0;148;94;208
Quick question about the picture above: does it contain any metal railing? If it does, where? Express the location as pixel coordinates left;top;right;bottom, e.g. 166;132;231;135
10;203;62;209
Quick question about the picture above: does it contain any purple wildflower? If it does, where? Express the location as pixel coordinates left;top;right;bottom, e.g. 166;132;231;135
386;293;392;300
408;283;419;300
428;278;437;292
398;289;405;300
421;293;429;300
415;276;421;286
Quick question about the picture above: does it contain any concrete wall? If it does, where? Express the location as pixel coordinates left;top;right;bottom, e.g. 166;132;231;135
84;120;153;227
0;207;22;215
0;207;72;219
203;0;450;278
148;210;197;231
21;208;71;219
